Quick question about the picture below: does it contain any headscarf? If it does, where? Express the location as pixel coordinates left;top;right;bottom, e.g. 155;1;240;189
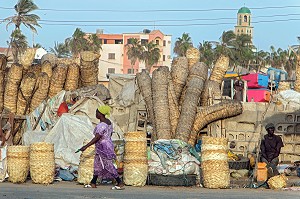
97;105;111;118
265;123;275;130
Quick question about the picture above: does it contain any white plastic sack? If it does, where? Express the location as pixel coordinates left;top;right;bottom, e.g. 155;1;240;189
115;80;137;107
23;130;48;146
279;90;300;104
44;114;94;167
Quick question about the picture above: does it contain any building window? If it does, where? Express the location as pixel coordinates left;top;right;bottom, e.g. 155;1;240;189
108;53;115;59
156;40;159;45
237;29;240;32
163;40;166;46
115;39;123;44
241;29;243;33
104;39;107;44
250;30;251;33
168;40;171;44
141;39;148;45
108;68;115;74
163;55;166;61
244;15;247;22
249;16;251;25
128;68;134;74
239;19;242;25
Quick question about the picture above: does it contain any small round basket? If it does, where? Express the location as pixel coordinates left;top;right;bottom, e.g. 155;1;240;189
267;174;288;189
77;142;95;185
7;146;30;183
30;142;55;184
201;136;230;189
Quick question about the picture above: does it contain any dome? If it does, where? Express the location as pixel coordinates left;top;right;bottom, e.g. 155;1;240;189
238;7;251;14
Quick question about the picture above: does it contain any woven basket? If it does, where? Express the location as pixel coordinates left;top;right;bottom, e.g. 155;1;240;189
267;174;288;189
0;70;4;112
200;80;222;106
294;56;300;92
80;51;100;87
277;81;290;92
48;64;67;97
7;146;30;183
17;72;37;115
41;53;57;66
8;63;23;81
0;54;8;70
186;47;200;71
41;61;53;78
136;70;156;140
175;62;208;143
209;55;229;85
171;57;189;102
20;48;36;70
124;131;146;140
77;142;95;185
30;142;55;184
189;100;243;145
30;72;50;111
123;161;148;186
201;136;230;189
152;66;171;140
168;73;180;138
64;63;79;91
27;64;42;77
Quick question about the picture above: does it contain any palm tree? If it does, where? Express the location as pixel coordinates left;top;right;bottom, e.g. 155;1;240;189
233;34;254;69
141;41;161;72
49;42;70;58
125;38;143;71
4;0;40;62
198;41;215;69
173;33;193;56
214;30;236;58
9;29;28;63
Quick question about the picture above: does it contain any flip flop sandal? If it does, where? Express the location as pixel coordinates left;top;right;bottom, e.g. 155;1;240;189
111;185;125;190
84;184;92;188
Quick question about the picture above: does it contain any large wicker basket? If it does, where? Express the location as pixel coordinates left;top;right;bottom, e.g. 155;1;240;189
7;146;30;183
201;136;230;189
48;64;67;97
20;48;36;70
186;47;200;71
30;142;55;184
41;61;53;78
30;72;50;111
77;142;95;185
209;55;230;85
0;70;4;112
123;160;148;186
64;62;79;91
267;174;288;189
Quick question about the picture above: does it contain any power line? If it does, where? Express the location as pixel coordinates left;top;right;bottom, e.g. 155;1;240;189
1;5;300;12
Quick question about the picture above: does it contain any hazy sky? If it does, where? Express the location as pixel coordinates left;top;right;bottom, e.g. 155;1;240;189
0;0;299;54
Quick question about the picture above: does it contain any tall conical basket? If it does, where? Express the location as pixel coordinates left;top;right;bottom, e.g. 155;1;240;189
30;142;55;184
77;141;95;185
7;146;30;183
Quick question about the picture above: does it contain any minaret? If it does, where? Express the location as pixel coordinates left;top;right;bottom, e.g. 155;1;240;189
234;6;253;42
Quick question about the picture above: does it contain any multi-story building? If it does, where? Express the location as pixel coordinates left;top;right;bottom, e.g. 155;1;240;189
95;29;172;85
234;6;253;42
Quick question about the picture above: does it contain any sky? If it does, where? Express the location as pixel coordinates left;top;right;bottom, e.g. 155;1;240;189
0;0;300;54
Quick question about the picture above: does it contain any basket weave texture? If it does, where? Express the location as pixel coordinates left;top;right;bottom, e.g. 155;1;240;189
41;61;53;78
20;48;36;70
152;66;171;139
77;141;95;185
30;72;50;111
30;142;55;184
65;63;79;91
168;73;180;138
80;51;100;87
267;174;288;189
186;48;200;71
0;70;4;112
171;57;189;102
7;146;30;183
277;81;290;92
201;136;230;189
49;64;67;97
200;80;222;106
294;56;300;92
17;72;36;115
209;55;229;85
175;62;208;143
41;53;57;66
123;131;148;186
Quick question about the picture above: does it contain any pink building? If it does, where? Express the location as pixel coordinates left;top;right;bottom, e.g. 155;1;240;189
95;29;172;84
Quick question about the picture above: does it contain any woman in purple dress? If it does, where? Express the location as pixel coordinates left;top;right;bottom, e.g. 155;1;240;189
80;105;124;190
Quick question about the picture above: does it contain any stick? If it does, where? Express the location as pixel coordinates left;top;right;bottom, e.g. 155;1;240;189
32;102;47;130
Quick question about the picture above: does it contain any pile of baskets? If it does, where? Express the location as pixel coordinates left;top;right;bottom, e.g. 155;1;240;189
77;141;95;185
7;142;55;184
123;131;148;186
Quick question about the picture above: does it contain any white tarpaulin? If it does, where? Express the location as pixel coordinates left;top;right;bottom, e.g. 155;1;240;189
43;114;94;167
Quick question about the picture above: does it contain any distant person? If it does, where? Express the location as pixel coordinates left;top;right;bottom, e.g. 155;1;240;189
233;80;245;102
80;105;124;190
260;123;283;177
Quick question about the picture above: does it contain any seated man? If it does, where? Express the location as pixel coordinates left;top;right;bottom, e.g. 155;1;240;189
260;123;283;177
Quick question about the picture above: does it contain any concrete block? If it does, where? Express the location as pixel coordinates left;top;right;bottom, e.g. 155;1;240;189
276;123;295;134
238;123;255;132
283;154;300;163
226;131;246;141
283;134;294;143
256;103;268;112
235;111;258;123
295;115;300;123
242;102;256;111
245;132;260;142
229;141;257;153
285;114;295;122
281;144;294;153
226;121;237;131
275;103;285;112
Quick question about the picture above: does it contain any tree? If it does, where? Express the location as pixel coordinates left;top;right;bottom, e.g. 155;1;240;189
198;41;215;69
173;33;193;56
125;38;143;70
4;0;40;62
233;34;254;69
141;41;161;72
49;42;70;58
9;29;28;63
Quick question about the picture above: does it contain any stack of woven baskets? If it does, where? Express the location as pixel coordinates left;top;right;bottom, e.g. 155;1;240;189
41;61;53;79
77;141;95;185
123;131;148;186
267;174;288;189
48;64;67;98
4;63;23;113
80;51;100;87
7;146;30;183
30;72;50;111
201;136;230;189
64;62;80;91
20;48;36;71
30;142;55;184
